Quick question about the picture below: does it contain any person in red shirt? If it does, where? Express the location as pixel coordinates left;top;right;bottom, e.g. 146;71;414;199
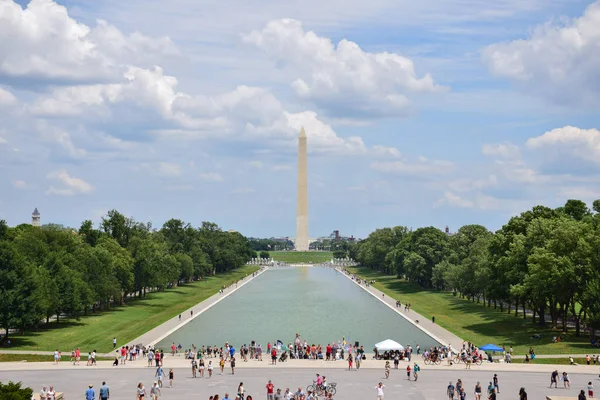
271;348;277;365
326;344;332;361
120;346;127;365
75;348;81;365
266;380;275;400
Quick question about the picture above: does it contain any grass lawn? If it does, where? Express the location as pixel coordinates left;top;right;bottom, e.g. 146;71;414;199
347;266;593;355
0;354;112;363
270;251;333;264
6;265;259;353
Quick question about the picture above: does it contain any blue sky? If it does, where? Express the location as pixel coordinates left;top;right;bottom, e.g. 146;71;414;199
1;0;599;238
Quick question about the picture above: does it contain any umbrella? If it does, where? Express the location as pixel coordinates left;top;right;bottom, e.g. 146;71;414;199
374;339;405;351
479;344;503;352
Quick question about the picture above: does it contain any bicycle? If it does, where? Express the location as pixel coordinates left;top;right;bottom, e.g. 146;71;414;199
424;355;441;365
307;381;337;396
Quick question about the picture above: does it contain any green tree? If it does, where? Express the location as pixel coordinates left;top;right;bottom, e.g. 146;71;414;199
0;381;34;400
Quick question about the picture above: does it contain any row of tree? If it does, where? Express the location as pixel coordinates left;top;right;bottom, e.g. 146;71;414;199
0;210;255;339
353;199;600;336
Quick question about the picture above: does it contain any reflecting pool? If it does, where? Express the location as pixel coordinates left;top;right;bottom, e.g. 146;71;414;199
157;267;440;351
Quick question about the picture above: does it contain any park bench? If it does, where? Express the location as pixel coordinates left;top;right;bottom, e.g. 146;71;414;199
33;393;64;400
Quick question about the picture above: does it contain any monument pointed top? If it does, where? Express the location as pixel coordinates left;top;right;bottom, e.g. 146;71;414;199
299;127;306;138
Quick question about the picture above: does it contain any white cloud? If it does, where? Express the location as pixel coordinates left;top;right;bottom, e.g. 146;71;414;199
526;125;600;164
371;156;454;177
244;19;445;117
199;172;224;182
448;175;498;192
435;191;474;208
36;121;87;158
0;0;178;84
557;186;600;200
482;143;520;159
0;87;17;106
483;1;600;104
0;136;6;144
46;169;94;196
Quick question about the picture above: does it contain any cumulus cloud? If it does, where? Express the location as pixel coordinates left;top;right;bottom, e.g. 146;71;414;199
0;0;178;85
46;169;94;196
526;125;600;165
483;1;600;104
244;19;445;117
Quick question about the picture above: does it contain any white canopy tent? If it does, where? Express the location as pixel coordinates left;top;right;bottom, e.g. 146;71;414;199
374;339;405;351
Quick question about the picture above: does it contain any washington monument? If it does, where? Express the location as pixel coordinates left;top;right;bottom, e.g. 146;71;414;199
295;127;309;251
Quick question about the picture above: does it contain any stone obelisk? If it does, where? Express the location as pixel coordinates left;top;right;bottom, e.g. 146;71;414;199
295;127;309;251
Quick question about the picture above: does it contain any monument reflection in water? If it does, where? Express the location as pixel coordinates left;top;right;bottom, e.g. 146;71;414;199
157;267;440;351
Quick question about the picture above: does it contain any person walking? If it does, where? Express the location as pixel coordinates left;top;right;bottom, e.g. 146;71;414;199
155;366;164;387
99;381;110;400
519;387;528;400
208;360;214;377
168;369;174;388
237;382;245;400
447;381;456;400
413;362;420;381
375;382;385;400
406;364;411;380
492;374;500;394
85;384;95;400
348;353;353;370
231;356;236;375
550;370;559;388
136;383;146;400
113;337;117;349
150;382;160;400
385;361;390;379
266;380;275;400
474;382;482;400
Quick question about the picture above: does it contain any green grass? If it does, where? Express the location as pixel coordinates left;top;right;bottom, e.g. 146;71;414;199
270;251;333;263
7;266;259;353
0;354;112;363
347;266;593;355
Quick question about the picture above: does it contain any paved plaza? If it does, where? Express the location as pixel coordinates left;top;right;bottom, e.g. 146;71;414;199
3;363;599;400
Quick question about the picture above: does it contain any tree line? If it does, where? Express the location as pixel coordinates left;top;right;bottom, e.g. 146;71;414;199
0;210;255;340
352;199;600;337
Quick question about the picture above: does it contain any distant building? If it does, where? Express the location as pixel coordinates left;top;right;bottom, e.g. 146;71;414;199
32;208;40;227
445;226;455;236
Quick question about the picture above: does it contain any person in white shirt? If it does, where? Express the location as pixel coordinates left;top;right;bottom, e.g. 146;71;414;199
375;382;385;400
47;386;56;400
39;385;48;400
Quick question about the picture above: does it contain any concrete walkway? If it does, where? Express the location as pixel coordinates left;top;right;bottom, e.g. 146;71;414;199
0;350;55;355
112;266;267;356
336;268;464;348
2;354;600;375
